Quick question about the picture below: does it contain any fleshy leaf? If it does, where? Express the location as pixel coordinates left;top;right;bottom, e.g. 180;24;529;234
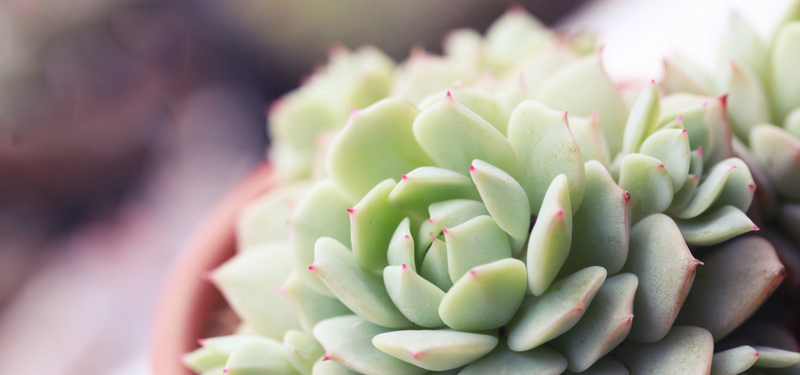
720;11;768;81
639;128;691;191
417;220;442;263
675;236;785;341
622;214;700;343
506;266;607;352
444;215;512;283
237;182;310;249
690;147;704;176
200;335;281;356
284;330;325;375
616;326;714;375
439;258;527;331
752;346;800;368
311;238;411;328
770;22;800;124
710;345;759;375
617;153;673;223
326;98;433;201
350;179;405;270
559;161;631;277
313;315;426;375
413;94;515;176
659;94;714;162
391;52;477;105
290;180;355;296
704;96;734;169
211;242;301;340
667;174;700;214
279;271;351;333
387;218;416;271
224;340;300;375
724;60;772;142
470;159;531;255
384;264;445;328
420;238;453;291
388;167;481;212
674;205;757;246
372;330;498;371
563;357;630;375
418;87;511;135
183;347;228;374
526;175;573;296
785;108;800;139
427;199;489;231
569;113;612;168
311;357;360;375
550;273;638;373
459;344;568;375
622;81;661;154
674;160;738;219
708;158;756;213
661;54;713;96
749;124;800;201
534;53;628;155
506;100;585;213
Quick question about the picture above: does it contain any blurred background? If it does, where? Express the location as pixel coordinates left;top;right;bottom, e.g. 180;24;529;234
0;0;793;373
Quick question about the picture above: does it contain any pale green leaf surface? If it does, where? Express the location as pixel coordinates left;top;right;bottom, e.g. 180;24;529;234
420;238;453;292
622;81;660;154
752;347;800;368
224;340;300;375
770;22;800;123
711;346;759;375
350;179;405;270
639;128;691;192
526;175;573;296
427;199;489;231
617;153;673;223
183;347;228;374
674;160;738;219
569;113;611;168
388;167;481;212
470;159;530;255
750;124;800;200
384;264;445;327
372;330;498;371
418;87;511;135
279;271;351;333
458;344;567;375
675;205;757;246
616;326;714;375
284;330;325;375
563;357;629;375
444;215;512;283
388;218;417;272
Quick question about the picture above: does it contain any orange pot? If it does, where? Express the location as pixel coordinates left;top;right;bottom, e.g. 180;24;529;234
150;162;278;375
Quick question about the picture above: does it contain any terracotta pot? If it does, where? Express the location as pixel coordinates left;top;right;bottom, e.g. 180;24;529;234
150;161;278;375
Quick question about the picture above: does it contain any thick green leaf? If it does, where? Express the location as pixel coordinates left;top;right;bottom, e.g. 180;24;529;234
675;236;785;341
237;182;311;249
418;87;511;135
392;52;477;105
618;153;673;223
720;11;768;81
326;98;433;201
427;199;489;231
616;326;714;375
622;81;661;154
372;330;498;371
770;22;800;124
563;357;629;375
311;238;411;328
284;330;325;375
444;215;512;283
417;220;442;264
470;159;530;255
667;174;700;215
661;54;713;96
279;271;351;333
183;347;228;374
313;315;426;375
526;175;573;295
200;335;281;356
569;113;612;168
388;167;481;212
506;99;585;213
388;218;416;272
639;128;691;192
724;60;772;142
711;346;759;375
506;266;607;352
420;237;453;291
750;124;800;201
675;205;757;246
459;344;567;375
290;180;355;296
622;214;700;343
384;264;445;327
560;161;631;277
659;94;714;163
413;93;515;176
439;258;527;331
211;242;301;340
224;340;300;375
550;273;638;372
674;160;738;219
350;179;405;270
311;357;360;375
752;347;800;368
708;158;756;213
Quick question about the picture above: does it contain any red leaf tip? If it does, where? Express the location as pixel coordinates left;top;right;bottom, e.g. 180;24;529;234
755;353;760;358
401;174;408;180
405;234;411;240
402;264;409;270
697;146;703;155
469;165;476;172
308;265;315;271
412;351;423;359
323;355;332;361
556;209;565;217
752;225;760;231
198;338;206;346
658;163;665;169
441;228;449;235
749;183;756;190
682;128;688;134
446;91;452;99
623;191;631;201
346;208;355;214
470;270;478;277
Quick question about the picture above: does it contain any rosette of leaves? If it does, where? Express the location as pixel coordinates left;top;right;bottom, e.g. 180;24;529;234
185;85;797;374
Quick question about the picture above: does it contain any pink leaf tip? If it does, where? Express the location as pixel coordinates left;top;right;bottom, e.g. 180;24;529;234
323;355;332;361
346;208;355;214
682;128;688;134
755;353;760;358
658;163;665;169
752;225;760;231
556;209;565;217
697;146;703;155
623;191;631;201
650;79;656;84
446;91;453;99
405;234;411;240
222;369;228;374
749;183;756;190
412;351;423;359
197;338;206;346
308;265;315;271
401;174;408;180
469;165;476;172
470;270;478;277
441;228;449;235
402;264;409;270
730;165;737;170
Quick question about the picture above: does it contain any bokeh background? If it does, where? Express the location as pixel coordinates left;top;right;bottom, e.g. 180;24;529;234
0;0;793;373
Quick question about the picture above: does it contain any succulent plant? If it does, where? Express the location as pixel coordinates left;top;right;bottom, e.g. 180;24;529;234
182;7;800;375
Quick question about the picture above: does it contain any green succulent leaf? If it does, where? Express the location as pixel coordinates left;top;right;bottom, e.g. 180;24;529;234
674;205;758;246
675;236;785;341
372;330;498;371
622;81;661;154
439;258;527;331
420;238;453;292
710;345;759;375
211;242;301;340
326;98;433;201
563;357;630;375
200;335;282;356
313;315;426;375
224;339;300;375
689;147;705;176
661;54;713;96
506;266;607;352
752;347;800;368
534;53;628;155
444;215;512;283
237;182;311;249
724;60;772;142
616;326;714;375
418;87;511;135
290;180;355;296
279;271;351;333
283;330;325;375
349;179;405;270
784;108;800;139
659;94;714;162
750;124;800;201
550;273;638;373
388;167;481;212
639;128;691;192
770;22;800;124
183;347;228;374
413;94;515;176
618;153;674;223
704;97;735;169
622;214;700;343
507;99;586;213
720;11;768;81
560;161;631;277
674;160;738;219
392;53;477;105
427;199;489;231
417;220;442;263
311;357;360;375
383;264;446;328
667;174;700;215
311;237;411;328
526;174;573;296
708;158;756;213
387;218;417;272
459;344;568;375
569;113;612;168
470;159;531;255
